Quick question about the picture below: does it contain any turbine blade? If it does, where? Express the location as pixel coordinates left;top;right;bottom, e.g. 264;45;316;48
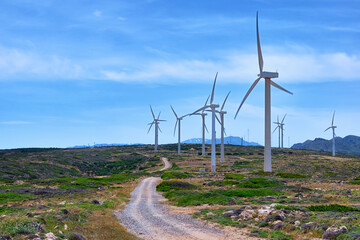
273;125;279;133
277;115;279;123
170;105;178;118
157;111;161;119
281;114;287;124
150;105;155;119
210;72;218;104
215;114;221;125
158;126;162;133
224;128;227;136
204;123;209;134
192;105;209;115
256;12;264;73
221;91;231;111
173;120;178;137
270;80;293;95
234;77;261;119
332;111;335;126
204;95;210;106
324;126;331;132
147;122;154;134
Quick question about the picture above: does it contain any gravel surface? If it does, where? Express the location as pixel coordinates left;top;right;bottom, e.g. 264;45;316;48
116;177;254;240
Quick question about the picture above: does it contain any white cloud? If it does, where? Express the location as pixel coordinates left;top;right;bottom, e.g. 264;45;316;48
93;10;102;17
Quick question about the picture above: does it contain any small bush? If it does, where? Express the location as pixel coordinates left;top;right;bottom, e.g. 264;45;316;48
237;178;283;189
206;180;238;186
161;171;189;180
0;192;34;204
307;204;360;212
276;172;309;179
164;191;233;206
270;230;293;240
224;173;245;180
217;189;283;197
274;205;302;211
156;181;197;192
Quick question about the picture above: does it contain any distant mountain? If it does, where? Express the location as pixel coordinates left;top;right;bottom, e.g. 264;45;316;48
68;143;144;149
291;135;360;155
182;136;261;146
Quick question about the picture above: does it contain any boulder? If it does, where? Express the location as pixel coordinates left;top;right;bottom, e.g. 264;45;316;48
272;220;284;230
294;220;301;226
44;232;58;240
322;226;348;239
206;212;215;217
300;222;318;232
0;235;11;240
90;199;101;205
223;210;234;217
239;209;256;220
69;233;88;240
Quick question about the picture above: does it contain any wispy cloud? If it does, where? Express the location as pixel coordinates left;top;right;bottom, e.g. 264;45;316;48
1;121;32;125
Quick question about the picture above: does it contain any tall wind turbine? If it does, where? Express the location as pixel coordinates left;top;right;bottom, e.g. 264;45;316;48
273;116;281;148
147;106;166;152
325;111;337;157
234;12;293;172
215;91;231;163
192;73;219;172
280;114;287;148
171;105;189;155
191;96;210;156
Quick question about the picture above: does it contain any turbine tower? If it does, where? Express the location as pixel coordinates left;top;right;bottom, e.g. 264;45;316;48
325;111;337;157
171;105;189;155
147;106;166;152
273;116;281;148
215;91;231;163
192;73;219;172
191;96;210;156
235;12;293;172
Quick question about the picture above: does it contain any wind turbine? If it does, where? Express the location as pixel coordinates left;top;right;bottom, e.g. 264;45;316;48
324;111;337;157
171;105;189;155
215;91;231;163
273;116;281;148
234;12;293;172
191;96;210;156
280;114;287;148
147;106;166;152
192;73;219;172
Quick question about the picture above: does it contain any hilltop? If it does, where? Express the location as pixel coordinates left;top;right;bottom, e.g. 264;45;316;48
291;135;360;155
182;136;261;146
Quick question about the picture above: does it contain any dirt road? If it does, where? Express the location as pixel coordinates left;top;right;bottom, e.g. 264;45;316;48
116;176;254;240
159;157;172;171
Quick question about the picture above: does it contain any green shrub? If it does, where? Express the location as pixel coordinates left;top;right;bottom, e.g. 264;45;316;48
206;180;239;186
164;191;233;206
224;173;245;180
274;205;302;211
217;189;283;197
276;172;309;179
270;230;293;240
156;181;197;192
161;171;189;180
307;204;360;212
0;192;34;204
251;229;269;238
237;178;283;188
0;220;39;235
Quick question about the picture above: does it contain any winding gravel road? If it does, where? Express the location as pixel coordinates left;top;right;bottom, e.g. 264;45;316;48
116;158;254;240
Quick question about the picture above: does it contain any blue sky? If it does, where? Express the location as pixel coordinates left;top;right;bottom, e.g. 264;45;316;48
0;0;359;149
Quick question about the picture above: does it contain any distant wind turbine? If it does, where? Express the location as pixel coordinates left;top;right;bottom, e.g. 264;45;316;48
273;114;287;148
191;96;210;156
234;12;293;172
170;105;189;155
147;106;166;152
273;116;281;148
324;111;337;157
215;91;231;163
192;73;219;172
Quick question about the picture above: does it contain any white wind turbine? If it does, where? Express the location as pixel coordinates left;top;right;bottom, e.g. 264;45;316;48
273;116;281;148
147;106;166;152
324;111;337;157
235;12;293;172
191;96;210;156
215;91;231;163
171;105;189;155
192;73;219;172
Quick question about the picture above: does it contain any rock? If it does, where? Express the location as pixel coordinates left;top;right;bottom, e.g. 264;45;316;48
90;199;101;205
227;198;236;205
300;222;317;232
249;232;260;237
45;232;58;240
239;209;256;220
59;201;66;205
271;214;285;221
233;208;244;215
37;205;49;210
223;210;234;217
0;215;6;219
64;224;68;230
206;212;215;216
294;220;301;226
0;234;11;240
272;220;284;230
258;206;272;219
28;234;41;239
69;233;88;240
322;226;348;239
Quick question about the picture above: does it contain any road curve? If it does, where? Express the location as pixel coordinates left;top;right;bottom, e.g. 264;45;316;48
116;177;253;240
159;157;172;171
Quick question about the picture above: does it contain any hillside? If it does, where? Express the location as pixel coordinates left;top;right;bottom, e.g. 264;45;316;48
182;136;261;146
291;135;360;155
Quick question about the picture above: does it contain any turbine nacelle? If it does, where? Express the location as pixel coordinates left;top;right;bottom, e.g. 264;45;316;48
259;71;279;79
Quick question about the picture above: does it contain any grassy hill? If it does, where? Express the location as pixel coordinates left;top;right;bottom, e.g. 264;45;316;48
0;144;360;240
